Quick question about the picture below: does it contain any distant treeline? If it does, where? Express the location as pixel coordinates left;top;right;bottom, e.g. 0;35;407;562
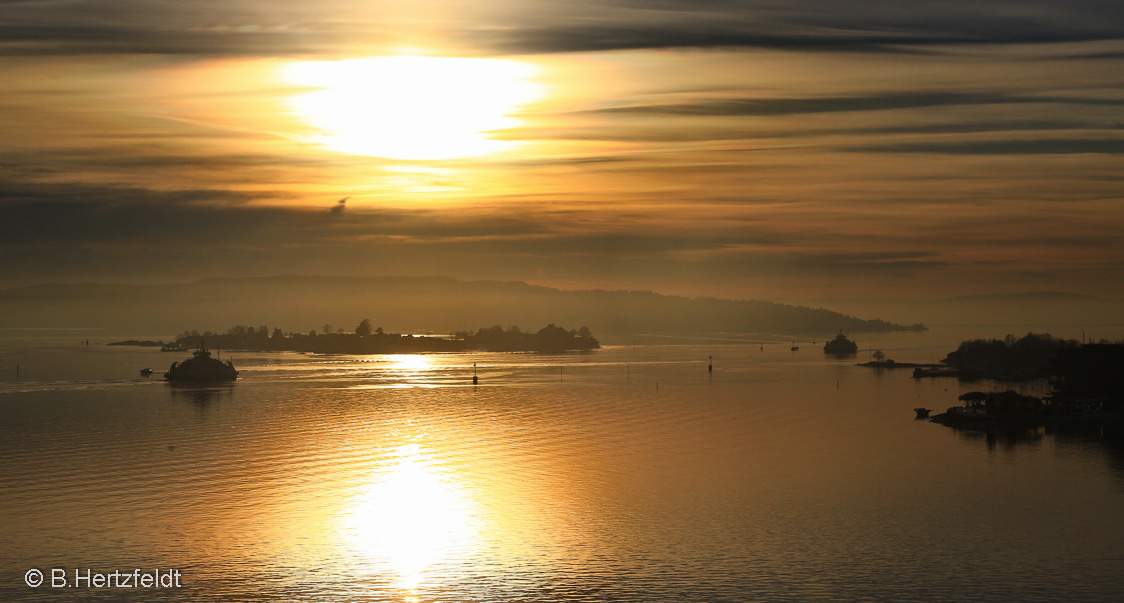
940;332;1085;379
175;320;600;354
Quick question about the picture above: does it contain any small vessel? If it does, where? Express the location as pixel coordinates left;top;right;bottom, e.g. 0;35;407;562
790;341;799;351
823;332;858;355
140;368;153;376
914;407;931;419
912;366;958;378
160;342;187;352
164;344;238;382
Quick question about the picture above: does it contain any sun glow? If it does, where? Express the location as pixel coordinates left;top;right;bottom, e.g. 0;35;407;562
343;444;477;590
282;56;542;160
388;354;432;373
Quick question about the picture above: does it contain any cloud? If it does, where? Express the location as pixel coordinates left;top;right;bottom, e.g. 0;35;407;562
0;183;284;244
0;23;326;57
510;118;1124;145
2;0;1123;56
0;181;566;248
595;92;1123;117
2;176;1121;298
476;25;951;55
846;139;1124;155
330;196;348;215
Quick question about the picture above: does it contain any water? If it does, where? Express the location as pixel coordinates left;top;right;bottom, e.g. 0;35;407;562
2;328;1123;601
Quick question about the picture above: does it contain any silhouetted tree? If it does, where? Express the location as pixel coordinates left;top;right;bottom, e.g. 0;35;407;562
959;391;989;406
356;319;372;337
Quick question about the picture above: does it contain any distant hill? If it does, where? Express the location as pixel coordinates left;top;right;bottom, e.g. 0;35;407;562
0;275;918;339
807;292;1123;328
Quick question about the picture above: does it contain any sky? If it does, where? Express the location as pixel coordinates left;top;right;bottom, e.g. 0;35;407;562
2;0;1123;302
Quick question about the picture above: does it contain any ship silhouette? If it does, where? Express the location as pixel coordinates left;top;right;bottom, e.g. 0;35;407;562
164;343;238;381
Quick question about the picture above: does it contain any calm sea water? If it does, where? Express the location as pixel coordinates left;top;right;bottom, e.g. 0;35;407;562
2;327;1123;602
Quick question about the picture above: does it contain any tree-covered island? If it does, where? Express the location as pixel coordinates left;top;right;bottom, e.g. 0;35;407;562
940;332;1082;380
927;335;1124;427
173;321;600;354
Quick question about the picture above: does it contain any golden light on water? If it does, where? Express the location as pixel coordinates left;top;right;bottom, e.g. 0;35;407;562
282;56;542;160
388;354;433;373
343;443;477;590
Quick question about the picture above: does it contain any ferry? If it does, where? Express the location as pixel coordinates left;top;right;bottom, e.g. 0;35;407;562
164;344;238;382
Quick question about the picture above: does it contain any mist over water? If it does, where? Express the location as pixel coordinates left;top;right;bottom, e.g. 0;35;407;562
2;328;1123;601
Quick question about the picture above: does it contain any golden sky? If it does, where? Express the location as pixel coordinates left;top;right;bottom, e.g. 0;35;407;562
1;1;1123;301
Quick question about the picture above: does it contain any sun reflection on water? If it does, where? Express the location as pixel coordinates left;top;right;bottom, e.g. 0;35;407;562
387;354;432;373
342;443;477;591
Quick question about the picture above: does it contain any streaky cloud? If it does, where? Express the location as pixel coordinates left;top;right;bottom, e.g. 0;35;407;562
596;92;1123;117
846;139;1124;155
2;0;1124;56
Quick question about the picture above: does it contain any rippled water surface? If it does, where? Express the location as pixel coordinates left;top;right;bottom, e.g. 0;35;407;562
2;329;1124;601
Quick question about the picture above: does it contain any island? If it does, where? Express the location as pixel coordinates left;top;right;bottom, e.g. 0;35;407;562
928;342;1124;428
938;332;1082;380
867;333;1100;381
172;321;600;354
107;339;166;347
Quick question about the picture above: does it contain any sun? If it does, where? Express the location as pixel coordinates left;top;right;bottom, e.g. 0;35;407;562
281;56;542;160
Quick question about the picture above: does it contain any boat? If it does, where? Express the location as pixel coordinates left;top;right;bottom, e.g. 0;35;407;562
164;344;238;382
914;407;931;419
140;368;153;376
823;332;858;355
912;366;959;378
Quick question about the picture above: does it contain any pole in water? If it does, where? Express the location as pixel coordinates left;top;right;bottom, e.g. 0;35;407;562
472;362;478;385
626;365;629;381
708;354;713;373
